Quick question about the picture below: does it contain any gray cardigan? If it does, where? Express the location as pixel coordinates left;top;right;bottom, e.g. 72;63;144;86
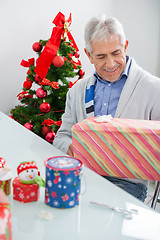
54;58;160;153
53;58;160;185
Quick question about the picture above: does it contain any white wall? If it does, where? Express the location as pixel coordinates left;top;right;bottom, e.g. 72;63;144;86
0;0;160;114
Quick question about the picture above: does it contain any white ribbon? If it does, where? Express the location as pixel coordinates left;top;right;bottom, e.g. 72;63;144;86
95;115;113;122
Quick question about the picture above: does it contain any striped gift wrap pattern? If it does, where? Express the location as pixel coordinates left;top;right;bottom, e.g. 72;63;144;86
72;117;160;180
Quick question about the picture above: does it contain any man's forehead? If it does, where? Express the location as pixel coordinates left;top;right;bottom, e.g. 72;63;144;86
91;35;123;53
92;34;121;44
91;44;123;55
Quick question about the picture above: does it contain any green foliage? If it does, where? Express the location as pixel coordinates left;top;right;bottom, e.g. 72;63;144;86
10;37;84;143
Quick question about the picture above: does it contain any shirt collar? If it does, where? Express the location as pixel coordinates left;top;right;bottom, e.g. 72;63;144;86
94;56;131;84
122;55;131;77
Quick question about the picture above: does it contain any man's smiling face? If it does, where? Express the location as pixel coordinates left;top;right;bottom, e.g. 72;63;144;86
85;34;128;82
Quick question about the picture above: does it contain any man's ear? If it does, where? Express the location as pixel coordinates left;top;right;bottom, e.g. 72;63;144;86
124;40;129;54
84;48;94;64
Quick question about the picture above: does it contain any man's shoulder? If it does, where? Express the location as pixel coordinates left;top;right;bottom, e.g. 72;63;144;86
71;74;95;90
130;58;160;83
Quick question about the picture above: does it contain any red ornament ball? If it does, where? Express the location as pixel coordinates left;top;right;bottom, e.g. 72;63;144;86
40;102;51;113
23;80;32;89
32;42;42;52
41;126;51;136
36;88;47;98
35;74;42;83
52;56;64;67
78;69;85;77
24;122;33;131
45;131;56;143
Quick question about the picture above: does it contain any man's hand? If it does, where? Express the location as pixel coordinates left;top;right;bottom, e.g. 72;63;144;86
67;144;74;156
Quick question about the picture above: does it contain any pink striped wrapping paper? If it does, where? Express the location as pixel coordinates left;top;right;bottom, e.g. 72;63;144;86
71;117;160;180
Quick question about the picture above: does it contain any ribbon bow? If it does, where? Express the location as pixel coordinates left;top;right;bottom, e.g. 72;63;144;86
35;12;79;79
41;119;62;126
39;78;59;89
20;58;35;68
17;91;33;100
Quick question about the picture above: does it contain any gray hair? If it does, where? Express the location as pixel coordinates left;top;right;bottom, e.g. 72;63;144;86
84;15;126;53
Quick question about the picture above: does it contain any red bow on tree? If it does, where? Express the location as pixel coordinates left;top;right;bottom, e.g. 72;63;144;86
35;12;79;79
39;78;59;89
20;58;35;68
41;119;62;127
17;91;33;100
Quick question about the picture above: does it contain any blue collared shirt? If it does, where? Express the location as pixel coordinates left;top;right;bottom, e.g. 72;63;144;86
94;56;131;117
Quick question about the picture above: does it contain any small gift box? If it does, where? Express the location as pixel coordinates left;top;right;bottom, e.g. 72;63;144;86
72;117;160;181
13;161;45;203
0;189;12;240
13;177;39;203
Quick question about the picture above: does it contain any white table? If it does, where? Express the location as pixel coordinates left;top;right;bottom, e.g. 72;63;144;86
0;111;160;240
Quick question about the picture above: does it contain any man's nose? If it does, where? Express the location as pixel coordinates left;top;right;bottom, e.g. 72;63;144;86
105;56;115;68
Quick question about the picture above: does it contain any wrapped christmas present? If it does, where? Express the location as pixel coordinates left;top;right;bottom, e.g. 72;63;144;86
13;161;45;203
0;189;12;240
72;116;160;181
13;177;40;203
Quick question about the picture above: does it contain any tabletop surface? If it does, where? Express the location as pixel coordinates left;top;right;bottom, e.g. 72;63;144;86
0;111;160;240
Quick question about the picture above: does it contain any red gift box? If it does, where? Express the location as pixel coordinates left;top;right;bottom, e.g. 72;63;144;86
13;177;39;203
0;189;12;240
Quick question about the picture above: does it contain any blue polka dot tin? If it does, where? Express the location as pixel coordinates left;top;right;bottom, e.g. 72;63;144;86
44;156;83;209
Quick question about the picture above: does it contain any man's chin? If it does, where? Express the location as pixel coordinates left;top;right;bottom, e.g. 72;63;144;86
102;75;119;82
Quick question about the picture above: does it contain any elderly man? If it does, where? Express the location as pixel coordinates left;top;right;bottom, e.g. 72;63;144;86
53;15;160;201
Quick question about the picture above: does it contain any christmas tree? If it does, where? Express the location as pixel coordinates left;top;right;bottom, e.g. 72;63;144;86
10;12;85;143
